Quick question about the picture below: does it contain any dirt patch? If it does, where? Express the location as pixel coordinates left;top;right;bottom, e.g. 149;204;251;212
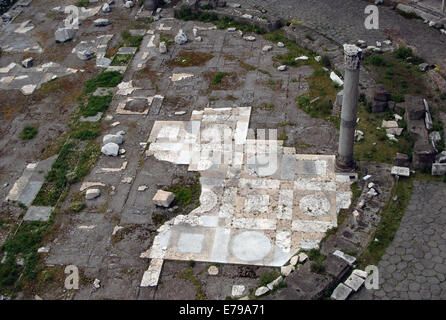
204;71;239;91
168;51;213;67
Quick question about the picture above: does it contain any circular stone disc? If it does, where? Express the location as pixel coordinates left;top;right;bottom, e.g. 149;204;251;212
299;193;330;217
231;231;272;262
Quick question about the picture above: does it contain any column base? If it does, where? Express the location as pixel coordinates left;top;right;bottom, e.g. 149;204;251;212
335;155;355;172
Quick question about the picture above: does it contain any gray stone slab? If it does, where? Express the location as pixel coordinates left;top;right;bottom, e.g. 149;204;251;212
331;283;352;300
280;154;296;180
344;273;365;291
24;206;53;222
18;180;43;206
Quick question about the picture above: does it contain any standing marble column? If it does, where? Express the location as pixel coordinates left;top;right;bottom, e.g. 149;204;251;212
336;44;362;171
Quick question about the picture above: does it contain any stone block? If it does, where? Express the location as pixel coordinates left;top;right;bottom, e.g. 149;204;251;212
344;273;365;291
413;140;436;170
373;84;390;102
331;283;352;300
372;100;388;113
432;163;446;176
152;190;175;207
394;153;410;167
55;28;73;43
404;95;425;120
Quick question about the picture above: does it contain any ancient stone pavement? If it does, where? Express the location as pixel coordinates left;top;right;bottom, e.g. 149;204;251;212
141;106;353;286
34;13;343;299
243;0;446;70
354;181;446;300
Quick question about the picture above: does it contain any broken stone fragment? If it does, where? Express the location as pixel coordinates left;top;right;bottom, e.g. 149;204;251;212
125;1;134;8
55;28;73;43
207;265;219;275
94;18;111;27
22;57;34;68
262;45;272;52
20;84;36;95
231;285;245;298
290;255;299;266
243;35;256;41
255;286;269;297
227;27;236;32
267;276;283;290
103;134;123;145
277;65;287;71
86;188;101;200
352;269;368;279
419;63;429;72
298;252;308;263
281;265;293;277
174;29;188;45
102;3;111;13
228;3;241;8
159;41;167;54
366;188;378;197
101;142;119;156
138;185;148;192
37;247;50;253
277;41;285;47
93;279;101;289
331;283;352;300
77;49;93;61
381;120;398;128
152;190;175;207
